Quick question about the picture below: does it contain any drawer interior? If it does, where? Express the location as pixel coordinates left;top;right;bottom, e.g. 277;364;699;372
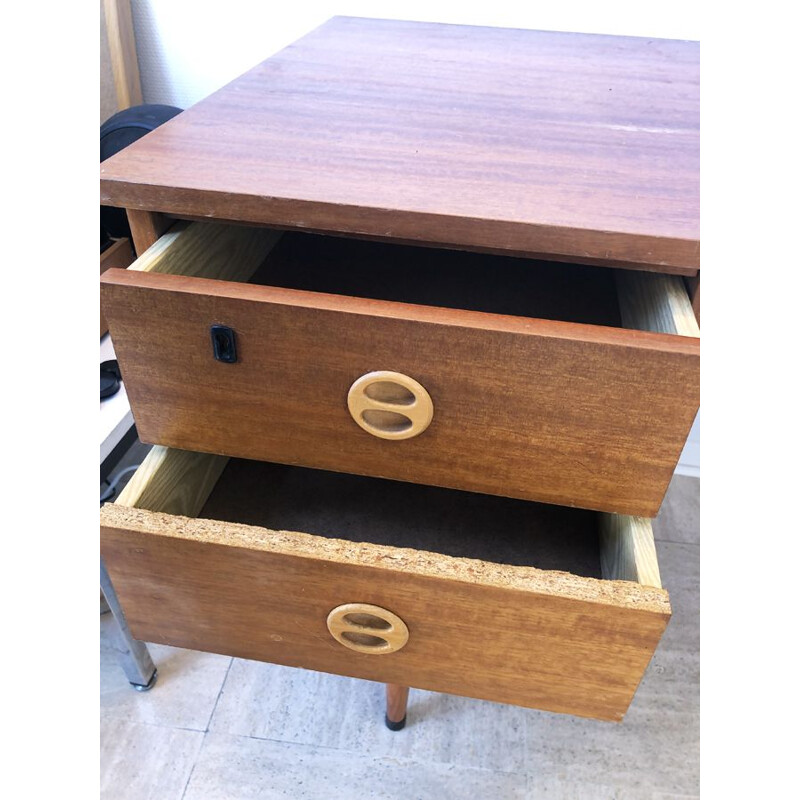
250;233;623;328
132;221;699;337
113;447;663;591
200;458;603;578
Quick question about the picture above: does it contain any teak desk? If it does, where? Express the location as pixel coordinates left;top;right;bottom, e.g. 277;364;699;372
100;17;699;729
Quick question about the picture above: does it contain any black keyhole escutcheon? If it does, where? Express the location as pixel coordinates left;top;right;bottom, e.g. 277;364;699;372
210;325;237;363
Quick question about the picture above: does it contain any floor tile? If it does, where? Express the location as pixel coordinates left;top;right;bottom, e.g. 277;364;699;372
526;775;666;799
101;612;231;731
183;732;528;800
523;541;699;797
210;659;527;772
639;541;700;696
525;781;700;800
523;706;697;798
654;475;699;545
651;794;700;800
100;718;204;800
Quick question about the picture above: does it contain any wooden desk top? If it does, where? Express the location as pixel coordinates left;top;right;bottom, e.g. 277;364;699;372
100;17;699;273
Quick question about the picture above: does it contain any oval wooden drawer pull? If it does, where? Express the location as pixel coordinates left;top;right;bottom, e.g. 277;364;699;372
326;603;409;654
347;371;433;440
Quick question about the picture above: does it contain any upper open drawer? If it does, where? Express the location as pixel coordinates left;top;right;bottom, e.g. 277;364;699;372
100;222;699;517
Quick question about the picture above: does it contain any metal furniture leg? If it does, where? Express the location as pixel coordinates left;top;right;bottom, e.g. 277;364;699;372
100;558;158;690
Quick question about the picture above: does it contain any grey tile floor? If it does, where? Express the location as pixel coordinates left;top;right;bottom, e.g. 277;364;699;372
100;470;699;800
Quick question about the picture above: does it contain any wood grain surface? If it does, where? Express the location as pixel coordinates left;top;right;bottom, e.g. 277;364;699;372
100;17;699;272
101;263;699;516
115;445;228;516
100;497;670;722
616;270;700;337
129;220;281;280
599;514;662;588
685;273;701;324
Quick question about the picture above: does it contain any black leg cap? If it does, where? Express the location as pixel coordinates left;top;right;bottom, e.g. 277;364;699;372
131;669;158;692
385;714;406;731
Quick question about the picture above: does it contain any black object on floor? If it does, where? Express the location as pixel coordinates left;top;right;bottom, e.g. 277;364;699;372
385;714;407;731
101;359;122;400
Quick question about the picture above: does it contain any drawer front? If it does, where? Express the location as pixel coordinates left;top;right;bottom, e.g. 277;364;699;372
100;224;699;517
100;449;670;721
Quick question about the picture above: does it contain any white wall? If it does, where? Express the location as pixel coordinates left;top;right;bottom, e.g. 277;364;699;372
128;0;700;477
679;413;700;478
130;1;702;109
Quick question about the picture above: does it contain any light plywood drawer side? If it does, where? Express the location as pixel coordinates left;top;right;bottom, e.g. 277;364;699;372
100;447;671;722
100;222;699;517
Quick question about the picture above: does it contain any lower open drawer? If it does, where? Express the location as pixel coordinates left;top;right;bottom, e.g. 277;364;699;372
99;447;671;722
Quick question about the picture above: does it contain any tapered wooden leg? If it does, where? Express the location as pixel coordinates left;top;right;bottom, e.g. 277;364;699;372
385;684;409;731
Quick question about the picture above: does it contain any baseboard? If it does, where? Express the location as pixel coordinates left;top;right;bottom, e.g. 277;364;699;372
675;414;700;478
675;462;700;479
